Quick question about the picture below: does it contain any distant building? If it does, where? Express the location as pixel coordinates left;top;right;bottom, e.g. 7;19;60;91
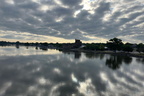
73;39;82;48
62;39;82;50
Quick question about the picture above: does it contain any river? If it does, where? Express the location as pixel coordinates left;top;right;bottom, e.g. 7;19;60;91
0;46;144;96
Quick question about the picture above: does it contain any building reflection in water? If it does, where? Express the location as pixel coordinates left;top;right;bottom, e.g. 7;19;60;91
74;51;81;59
61;51;82;59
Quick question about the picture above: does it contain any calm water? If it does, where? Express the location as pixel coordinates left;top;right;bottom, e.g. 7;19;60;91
0;47;144;96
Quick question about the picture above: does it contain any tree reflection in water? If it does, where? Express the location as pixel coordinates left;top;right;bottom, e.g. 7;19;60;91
136;58;144;64
106;55;133;70
63;51;134;70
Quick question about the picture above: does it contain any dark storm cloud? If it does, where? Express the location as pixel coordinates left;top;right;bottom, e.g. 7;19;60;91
0;0;144;42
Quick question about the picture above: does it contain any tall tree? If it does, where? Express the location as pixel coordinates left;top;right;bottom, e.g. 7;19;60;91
107;37;123;52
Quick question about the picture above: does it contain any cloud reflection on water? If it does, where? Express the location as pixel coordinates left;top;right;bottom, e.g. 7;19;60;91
0;46;61;56
0;47;144;96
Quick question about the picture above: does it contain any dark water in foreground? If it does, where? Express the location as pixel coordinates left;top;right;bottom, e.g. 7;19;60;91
0;47;144;96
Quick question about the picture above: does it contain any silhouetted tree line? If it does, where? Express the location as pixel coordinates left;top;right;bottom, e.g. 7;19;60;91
83;38;144;53
107;38;144;53
0;38;144;53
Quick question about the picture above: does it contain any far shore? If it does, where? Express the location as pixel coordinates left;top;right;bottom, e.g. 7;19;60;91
0;46;144;58
68;49;144;58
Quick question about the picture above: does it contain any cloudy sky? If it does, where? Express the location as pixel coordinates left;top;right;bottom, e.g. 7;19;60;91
0;0;144;43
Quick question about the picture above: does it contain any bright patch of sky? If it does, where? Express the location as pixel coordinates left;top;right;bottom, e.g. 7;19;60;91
39;5;49;12
5;0;15;4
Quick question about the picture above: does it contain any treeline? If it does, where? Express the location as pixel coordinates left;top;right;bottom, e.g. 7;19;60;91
0;41;58;47
0;37;144;53
83;38;144;53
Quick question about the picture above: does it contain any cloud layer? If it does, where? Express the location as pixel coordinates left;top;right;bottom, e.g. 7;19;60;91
0;0;144;43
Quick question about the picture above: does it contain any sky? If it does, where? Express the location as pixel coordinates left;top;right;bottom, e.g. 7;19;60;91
0;0;144;43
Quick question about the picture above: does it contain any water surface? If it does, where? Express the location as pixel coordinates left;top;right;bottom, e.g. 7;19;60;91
0;47;144;96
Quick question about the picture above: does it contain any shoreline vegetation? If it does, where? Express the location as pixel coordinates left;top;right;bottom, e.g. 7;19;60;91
0;38;144;58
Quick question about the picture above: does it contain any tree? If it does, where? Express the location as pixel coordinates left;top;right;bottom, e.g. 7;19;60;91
123;44;133;52
107;37;123;52
137;43;144;53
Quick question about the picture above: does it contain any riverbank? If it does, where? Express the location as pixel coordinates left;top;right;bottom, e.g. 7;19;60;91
69;49;144;58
